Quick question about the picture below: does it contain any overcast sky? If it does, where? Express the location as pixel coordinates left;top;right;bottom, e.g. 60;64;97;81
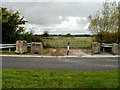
2;0;118;35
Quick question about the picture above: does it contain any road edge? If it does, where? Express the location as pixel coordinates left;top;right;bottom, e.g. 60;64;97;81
0;54;119;58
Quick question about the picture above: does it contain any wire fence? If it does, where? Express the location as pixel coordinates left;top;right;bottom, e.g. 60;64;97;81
42;37;92;48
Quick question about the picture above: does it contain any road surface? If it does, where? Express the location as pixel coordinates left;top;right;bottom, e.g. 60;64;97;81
2;56;119;71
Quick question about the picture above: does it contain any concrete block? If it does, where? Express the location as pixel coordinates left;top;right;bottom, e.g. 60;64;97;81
118;43;120;55
92;42;101;54
112;43;120;55
31;42;43;54
15;40;27;54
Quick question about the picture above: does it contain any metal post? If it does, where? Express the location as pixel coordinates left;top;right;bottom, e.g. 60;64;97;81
103;47;105;52
67;42;70;55
9;48;11;53
82;40;85;48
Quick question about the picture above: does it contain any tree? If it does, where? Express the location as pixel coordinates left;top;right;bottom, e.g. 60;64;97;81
88;1;119;43
0;8;2;43
65;33;72;37
2;7;27;43
42;31;49;37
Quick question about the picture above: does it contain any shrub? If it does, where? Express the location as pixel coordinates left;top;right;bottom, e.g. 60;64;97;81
95;31;119;43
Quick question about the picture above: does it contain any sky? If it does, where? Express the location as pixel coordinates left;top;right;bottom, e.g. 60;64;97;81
2;0;119;35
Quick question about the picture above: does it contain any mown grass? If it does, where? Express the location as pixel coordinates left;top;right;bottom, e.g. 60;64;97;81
43;37;92;48
2;69;119;88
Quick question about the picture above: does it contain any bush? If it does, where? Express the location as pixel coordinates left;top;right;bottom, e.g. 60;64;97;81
43;43;51;48
18;33;43;43
33;36;42;42
95;31;119;43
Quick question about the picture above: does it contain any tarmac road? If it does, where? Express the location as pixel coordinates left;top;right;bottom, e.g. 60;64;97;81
1;56;119;71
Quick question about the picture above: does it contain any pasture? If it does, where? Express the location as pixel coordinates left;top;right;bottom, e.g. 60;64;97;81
43;37;92;49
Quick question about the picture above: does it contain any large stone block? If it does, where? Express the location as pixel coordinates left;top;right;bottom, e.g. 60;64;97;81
112;43;120;55
15;40;28;54
118;43;120;55
91;42;101;54
31;42;43;54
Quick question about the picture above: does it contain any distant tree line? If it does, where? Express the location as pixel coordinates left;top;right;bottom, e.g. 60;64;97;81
37;33;91;37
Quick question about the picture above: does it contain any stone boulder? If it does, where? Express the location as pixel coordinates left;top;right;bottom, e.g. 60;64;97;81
31;42;43;54
91;42;101;54
112;43;120;55
15;40;28;54
118;43;120;55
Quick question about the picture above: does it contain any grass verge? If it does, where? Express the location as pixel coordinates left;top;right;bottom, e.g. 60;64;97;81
0;50;14;53
2;69;119;88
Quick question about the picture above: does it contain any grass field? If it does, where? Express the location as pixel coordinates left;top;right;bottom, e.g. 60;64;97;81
43;37;92;48
2;69;119;88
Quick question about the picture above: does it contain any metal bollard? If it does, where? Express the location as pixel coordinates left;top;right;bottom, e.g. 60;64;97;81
67;42;70;55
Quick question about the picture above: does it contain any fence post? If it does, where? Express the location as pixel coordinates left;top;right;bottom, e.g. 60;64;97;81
8;44;11;53
82;40;85;48
9;48;11;53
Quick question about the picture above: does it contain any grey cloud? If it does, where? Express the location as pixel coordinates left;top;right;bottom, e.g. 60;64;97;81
2;2;103;25
2;2;103;34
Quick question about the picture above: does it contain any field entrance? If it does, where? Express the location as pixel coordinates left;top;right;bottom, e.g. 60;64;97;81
43;37;92;49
